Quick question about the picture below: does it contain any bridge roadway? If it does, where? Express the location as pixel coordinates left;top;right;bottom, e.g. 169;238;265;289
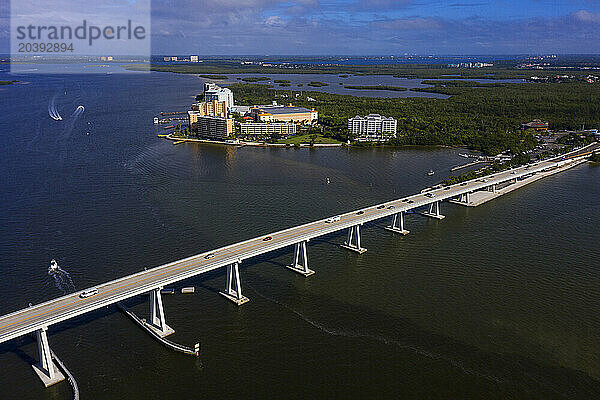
0;143;598;346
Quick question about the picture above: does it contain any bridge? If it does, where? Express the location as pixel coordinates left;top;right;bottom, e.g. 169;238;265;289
1;143;598;388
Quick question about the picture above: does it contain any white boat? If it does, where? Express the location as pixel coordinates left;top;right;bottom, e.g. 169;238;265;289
49;259;59;272
427;170;435;176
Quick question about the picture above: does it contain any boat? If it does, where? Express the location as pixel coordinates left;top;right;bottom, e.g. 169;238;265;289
49;259;59;272
427;170;435;176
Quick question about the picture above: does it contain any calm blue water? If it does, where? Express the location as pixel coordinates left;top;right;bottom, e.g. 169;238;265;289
1;65;599;400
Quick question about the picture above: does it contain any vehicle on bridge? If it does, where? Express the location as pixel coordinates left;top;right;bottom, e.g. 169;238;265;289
79;288;99;298
326;215;341;223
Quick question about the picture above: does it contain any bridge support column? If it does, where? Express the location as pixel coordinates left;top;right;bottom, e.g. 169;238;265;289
32;327;65;387
146;288;174;337
421;201;445;220
488;184;497;193
341;224;367;254
220;261;249;305
385;212;410;235
460;192;471;204
287;240;314;276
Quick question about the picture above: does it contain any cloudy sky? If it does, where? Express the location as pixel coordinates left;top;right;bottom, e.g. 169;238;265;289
2;0;600;55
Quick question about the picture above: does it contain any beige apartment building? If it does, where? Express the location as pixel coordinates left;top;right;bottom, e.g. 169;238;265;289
189;115;233;140
191;100;228;118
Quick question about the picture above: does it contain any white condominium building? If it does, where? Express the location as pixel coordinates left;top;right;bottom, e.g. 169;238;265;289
348;114;397;141
204;83;234;109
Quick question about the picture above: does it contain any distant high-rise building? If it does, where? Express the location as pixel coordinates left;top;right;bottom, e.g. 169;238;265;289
348;114;397;142
190;55;199;62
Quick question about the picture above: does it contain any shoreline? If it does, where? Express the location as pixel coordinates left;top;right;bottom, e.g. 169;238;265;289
162;134;345;147
160;134;481;152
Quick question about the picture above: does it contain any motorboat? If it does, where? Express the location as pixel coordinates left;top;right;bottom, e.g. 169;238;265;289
49;259;59;272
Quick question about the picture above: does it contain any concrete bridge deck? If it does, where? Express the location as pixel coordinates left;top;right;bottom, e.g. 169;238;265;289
1;143;598;345
0;142;597;387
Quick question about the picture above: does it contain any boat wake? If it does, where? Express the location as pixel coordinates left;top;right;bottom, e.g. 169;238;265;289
72;105;85;117
48;94;63;120
62;105;85;140
246;282;502;384
48;260;75;294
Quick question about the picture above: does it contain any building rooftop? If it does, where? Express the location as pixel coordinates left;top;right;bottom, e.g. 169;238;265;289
254;106;313;115
350;114;396;121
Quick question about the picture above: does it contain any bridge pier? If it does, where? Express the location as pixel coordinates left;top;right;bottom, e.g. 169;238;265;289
341;224;367;254
287;240;314;276
220;261;249;305
450;192;471;206
32;327;65;387
421;201;445;220
385;211;410;235
145;288;174;337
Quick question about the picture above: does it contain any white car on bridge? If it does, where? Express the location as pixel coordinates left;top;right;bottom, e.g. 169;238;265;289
79;288;99;298
325;215;341;223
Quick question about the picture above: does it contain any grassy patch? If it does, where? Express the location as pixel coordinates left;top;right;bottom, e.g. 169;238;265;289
277;134;342;145
307;81;328;87
242;77;271;82
198;74;228;79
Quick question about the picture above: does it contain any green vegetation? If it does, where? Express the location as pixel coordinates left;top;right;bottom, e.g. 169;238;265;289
419;80;505;88
198;74;228;79
307;81;328;87
277;134;342;145
339;74;349;78
274;79;291;83
241;77;270;82
0;80;18;85
124;59;600;81
279;83;291;87
230;81;600;156
135;57;600;155
344;85;408;92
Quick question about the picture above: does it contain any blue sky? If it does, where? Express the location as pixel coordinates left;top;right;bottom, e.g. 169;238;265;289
150;0;600;54
2;0;600;55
